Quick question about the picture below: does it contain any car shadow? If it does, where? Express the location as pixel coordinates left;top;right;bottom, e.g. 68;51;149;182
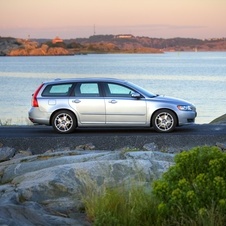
32;124;197;136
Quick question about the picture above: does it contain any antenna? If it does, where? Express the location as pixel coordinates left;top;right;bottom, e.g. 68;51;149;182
93;24;96;36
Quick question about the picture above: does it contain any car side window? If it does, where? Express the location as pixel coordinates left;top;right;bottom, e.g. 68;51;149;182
42;83;73;96
74;83;100;97
106;83;133;97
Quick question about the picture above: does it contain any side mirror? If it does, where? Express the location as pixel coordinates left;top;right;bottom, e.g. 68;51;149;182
131;92;141;99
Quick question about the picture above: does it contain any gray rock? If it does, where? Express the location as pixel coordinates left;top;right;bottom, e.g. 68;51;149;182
124;151;174;178
143;142;159;152
12;159;153;204
0;147;16;162
0;201;90;226
13;150;32;159
76;143;96;150
1;151;115;183
216;142;226;150
0;147;175;225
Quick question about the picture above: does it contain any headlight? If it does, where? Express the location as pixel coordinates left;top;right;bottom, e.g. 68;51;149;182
177;105;193;111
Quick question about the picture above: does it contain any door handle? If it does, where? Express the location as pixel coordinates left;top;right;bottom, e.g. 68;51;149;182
109;100;117;104
72;99;81;103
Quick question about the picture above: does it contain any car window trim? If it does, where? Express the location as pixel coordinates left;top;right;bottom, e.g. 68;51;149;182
101;82;145;99
72;82;104;98
41;82;74;97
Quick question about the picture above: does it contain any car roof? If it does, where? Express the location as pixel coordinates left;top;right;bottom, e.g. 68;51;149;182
43;77;128;85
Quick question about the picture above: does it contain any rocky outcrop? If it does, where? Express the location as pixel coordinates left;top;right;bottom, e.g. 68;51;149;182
0;38;71;56
0;143;175;225
210;113;226;124
8;43;70;56
1;141;226;225
1;36;226;56
0;37;21;56
0;147;16;162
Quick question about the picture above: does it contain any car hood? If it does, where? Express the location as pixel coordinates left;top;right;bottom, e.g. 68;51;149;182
148;95;194;105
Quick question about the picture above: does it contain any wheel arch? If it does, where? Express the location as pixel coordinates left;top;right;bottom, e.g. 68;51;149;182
49;108;78;126
150;108;179;127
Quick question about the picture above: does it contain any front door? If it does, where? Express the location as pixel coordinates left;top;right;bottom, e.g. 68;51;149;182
104;83;147;125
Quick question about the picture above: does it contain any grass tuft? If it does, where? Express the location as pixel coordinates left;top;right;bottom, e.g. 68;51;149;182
79;146;226;226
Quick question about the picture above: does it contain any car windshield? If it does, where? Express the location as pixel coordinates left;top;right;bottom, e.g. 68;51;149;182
126;81;157;98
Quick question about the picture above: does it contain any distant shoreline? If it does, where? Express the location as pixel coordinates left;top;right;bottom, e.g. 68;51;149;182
1;36;226;56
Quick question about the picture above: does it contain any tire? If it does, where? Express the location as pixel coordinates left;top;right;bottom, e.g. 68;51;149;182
52;110;77;133
152;109;177;133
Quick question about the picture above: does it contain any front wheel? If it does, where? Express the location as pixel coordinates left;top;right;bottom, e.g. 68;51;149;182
52;110;77;133
152;109;177;133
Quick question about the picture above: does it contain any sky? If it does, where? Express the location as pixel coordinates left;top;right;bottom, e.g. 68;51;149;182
0;0;226;39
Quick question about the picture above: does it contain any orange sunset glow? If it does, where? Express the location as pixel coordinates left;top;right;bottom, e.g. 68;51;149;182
0;0;225;39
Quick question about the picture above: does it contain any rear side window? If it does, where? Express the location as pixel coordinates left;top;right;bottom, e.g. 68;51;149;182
74;83;100;97
42;83;73;96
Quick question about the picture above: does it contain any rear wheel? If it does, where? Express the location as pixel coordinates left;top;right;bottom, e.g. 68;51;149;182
152;109;177;133
52;110;76;133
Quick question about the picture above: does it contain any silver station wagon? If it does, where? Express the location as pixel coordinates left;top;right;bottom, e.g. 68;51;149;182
28;78;197;133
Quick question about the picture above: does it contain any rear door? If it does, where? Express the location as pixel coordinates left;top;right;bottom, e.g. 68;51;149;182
103;82;147;125
69;82;105;125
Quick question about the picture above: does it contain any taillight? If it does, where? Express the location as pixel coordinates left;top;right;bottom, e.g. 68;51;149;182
32;84;44;107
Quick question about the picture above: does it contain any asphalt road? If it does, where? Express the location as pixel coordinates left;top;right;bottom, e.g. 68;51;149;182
0;124;226;154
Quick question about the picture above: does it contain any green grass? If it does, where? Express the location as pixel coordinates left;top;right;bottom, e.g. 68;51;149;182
0;119;12;126
79;146;226;226
0;118;32;126
210;113;226;124
81;180;159;226
81;182;226;226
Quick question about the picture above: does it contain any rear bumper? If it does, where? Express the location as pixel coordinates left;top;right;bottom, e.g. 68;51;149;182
28;108;50;125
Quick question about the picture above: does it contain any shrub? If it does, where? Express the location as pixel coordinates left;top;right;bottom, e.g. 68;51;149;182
153;146;226;225
45;41;66;48
80;146;226;225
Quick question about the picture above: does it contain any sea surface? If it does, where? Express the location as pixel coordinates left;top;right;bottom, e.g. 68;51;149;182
0;52;225;125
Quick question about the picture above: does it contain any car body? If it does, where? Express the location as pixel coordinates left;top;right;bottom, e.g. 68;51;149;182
28;77;197;133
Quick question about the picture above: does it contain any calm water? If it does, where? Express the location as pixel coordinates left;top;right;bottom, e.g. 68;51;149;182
0;52;225;125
